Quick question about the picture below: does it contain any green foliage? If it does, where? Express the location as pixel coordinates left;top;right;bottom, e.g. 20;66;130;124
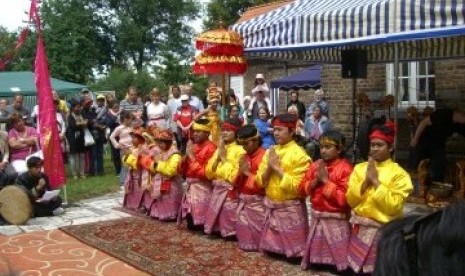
203;0;276;29
98;0;200;72
40;0;106;83
0;27;16;63
90;68;157;100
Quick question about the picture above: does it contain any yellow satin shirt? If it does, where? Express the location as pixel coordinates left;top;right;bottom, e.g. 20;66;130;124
155;154;182;177
206;141;245;183
346;158;413;224
256;140;311;202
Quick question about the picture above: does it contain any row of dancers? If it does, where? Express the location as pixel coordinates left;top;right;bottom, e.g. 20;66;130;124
121;114;413;274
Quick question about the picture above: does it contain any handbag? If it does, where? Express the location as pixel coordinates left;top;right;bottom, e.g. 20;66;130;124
84;128;95;146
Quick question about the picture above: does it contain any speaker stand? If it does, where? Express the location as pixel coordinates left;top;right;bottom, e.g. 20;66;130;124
352;78;358;164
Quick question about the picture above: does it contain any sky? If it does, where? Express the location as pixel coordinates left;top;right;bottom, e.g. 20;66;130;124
0;0;208;33
0;0;31;32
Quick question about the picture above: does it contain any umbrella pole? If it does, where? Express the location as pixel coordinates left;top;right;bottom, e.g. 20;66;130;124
222;73;226;106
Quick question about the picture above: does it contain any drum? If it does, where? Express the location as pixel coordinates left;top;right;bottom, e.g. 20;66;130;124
0;185;33;225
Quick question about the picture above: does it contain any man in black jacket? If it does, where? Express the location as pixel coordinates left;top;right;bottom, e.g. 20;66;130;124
16;157;64;217
286;90;306;122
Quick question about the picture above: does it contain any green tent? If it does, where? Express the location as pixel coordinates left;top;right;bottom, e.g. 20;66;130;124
0;71;87;97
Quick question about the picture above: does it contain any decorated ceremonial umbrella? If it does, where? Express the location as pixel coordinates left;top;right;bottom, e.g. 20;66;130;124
193;21;247;105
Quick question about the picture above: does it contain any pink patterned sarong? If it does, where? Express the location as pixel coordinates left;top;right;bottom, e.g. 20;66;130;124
301;209;350;271
347;213;382;274
140;170;155;210
123;170;143;210
148;175;183;221
236;194;266;251
259;197;308;258
177;178;213;226
203;180;239;237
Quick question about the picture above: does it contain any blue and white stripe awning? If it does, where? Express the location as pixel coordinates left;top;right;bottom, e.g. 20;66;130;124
231;0;465;63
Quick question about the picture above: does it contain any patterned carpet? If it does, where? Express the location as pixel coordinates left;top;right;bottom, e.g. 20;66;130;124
60;216;334;276
0;230;147;276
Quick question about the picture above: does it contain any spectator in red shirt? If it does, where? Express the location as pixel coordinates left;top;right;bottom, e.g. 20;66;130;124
174;94;199;154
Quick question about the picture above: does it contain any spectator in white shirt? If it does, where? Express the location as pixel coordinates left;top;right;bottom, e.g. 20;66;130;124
146;88;170;129
166;85;182;146
184;84;204;111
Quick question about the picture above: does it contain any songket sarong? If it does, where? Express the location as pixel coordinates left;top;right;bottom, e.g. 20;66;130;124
140;170;155;210
236;194;266;251
301;209;350;271
123;170;143;210
177;178;212;226
148;176;183;221
347;214;382;274
259;197;308;258
203;180;239;237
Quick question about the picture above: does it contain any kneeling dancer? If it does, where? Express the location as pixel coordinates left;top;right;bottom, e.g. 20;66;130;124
300;130;353;271
235;124;267;251
346;121;413;274
256;114;311;258
178;118;217;230
204;118;245;237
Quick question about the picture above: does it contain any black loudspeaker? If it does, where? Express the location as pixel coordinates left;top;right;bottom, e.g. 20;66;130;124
341;49;367;79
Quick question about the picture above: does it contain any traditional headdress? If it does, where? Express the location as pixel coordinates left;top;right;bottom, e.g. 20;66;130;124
271;114;298;130
369;120;397;144
192;118;211;132
130;127;145;140
319;130;346;149
221;118;242;132
142;127;156;145
153;128;174;141
237;124;260;144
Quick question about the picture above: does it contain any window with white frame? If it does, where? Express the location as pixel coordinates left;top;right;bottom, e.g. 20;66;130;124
386;61;435;108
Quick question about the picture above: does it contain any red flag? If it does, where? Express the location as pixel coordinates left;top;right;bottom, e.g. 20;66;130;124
32;0;66;188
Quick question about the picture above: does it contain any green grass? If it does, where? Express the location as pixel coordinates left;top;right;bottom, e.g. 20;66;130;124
59;148;121;203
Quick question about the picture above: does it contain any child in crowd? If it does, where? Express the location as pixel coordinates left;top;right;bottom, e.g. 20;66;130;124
109;111;134;185
253;106;275;149
248;74;271;118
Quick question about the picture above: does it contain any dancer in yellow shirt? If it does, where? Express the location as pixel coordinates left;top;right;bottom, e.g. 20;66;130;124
204;118;245;237
346;121;413;274
256;113;311;258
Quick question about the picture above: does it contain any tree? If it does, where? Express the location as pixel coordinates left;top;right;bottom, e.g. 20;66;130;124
100;0;200;72
203;0;277;29
39;0;107;83
90;68;157;100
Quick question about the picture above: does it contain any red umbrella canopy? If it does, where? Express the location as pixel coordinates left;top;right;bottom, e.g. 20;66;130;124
192;52;247;75
195;21;244;56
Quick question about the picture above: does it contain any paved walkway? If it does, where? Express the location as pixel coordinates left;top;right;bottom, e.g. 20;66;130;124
0;190;130;236
0;189;433;236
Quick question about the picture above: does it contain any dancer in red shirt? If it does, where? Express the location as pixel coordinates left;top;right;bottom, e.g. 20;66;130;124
178;118;217;231
235;124;267;251
299;130;353;272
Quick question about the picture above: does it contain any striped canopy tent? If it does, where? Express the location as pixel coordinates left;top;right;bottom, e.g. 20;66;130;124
232;0;465;160
231;0;465;63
